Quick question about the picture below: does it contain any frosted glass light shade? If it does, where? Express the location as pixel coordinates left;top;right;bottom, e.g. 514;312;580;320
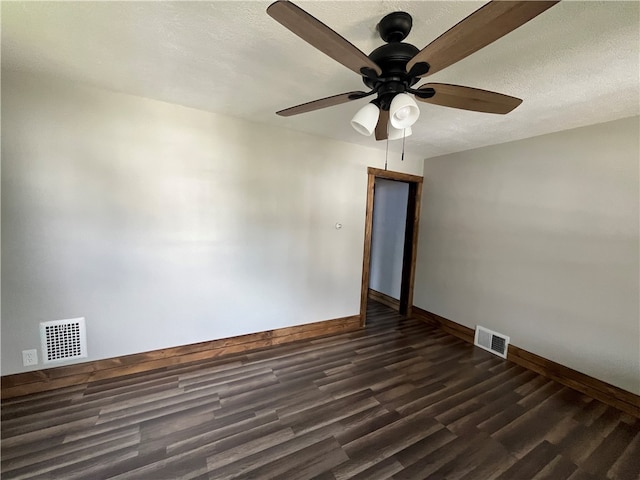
388;124;412;140
390;93;420;129
351;103;380;136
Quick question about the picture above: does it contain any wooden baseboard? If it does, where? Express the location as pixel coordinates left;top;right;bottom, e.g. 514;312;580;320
1;314;361;400
412;306;640;418
412;308;475;344
368;289;400;311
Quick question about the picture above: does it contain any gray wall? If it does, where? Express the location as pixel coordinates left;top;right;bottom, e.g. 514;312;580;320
414;116;640;394
1;71;423;375
369;179;409;299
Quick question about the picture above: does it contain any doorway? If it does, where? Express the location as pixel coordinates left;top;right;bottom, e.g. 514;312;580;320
359;167;423;326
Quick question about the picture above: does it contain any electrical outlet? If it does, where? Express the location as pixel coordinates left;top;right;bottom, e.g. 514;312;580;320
22;349;38;366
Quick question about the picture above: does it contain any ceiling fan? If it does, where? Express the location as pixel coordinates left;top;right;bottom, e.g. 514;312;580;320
267;0;559;140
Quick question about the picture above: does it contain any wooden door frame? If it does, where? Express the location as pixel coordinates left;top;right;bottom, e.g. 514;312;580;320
360;167;423;326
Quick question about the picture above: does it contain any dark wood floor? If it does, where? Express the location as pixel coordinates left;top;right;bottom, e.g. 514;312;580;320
2;301;639;480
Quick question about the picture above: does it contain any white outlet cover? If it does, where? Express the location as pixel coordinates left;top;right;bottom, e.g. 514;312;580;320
22;349;38;366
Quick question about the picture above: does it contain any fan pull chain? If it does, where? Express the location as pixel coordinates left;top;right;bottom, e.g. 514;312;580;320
384;128;389;171
401;129;406;161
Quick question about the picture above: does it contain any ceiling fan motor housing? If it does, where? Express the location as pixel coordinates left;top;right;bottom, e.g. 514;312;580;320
364;12;429;110
364;42;422;109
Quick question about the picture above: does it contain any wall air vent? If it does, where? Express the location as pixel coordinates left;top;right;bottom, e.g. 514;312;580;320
474;325;509;359
40;317;87;364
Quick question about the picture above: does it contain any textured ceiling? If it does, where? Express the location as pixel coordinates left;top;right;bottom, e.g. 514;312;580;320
2;1;639;158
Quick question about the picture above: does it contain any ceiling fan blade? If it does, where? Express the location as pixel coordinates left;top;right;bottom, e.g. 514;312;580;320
416;83;522;114
406;1;559;77
276;91;367;117
375;109;389;141
267;1;382;77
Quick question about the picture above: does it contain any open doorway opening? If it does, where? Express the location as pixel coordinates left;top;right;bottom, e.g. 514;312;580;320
369;178;409;311
359;167;423;326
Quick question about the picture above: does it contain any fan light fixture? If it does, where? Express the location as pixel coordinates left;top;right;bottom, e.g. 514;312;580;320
351;103;380;136
351;93;418;139
390;93;420;129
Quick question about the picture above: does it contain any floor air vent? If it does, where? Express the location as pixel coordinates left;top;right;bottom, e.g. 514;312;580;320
40;317;87;364
474;325;509;359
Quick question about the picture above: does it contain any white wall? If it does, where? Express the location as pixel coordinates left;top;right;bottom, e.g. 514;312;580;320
414;116;640;394
1;71;423;375
369;179;408;299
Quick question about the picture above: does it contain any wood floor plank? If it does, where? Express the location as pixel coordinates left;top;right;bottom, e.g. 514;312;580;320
531;454;578;480
345;456;405;480
428;433;509;480
457;440;518;480
1;405;102;438
1;424;139;472
581;419;639;478
2;432;140;479
94;390;221;427
206;423;344;479
280;390;380;435
492;387;587;458
334;413;444;479
391;431;488;479
392;426;457;468
446;391;522;436
334;405;401;446
2;300;638;480
36;446;142;480
1;433;67;462
555;423;609;466
607;420;640;480
566;470;603;480
495;440;560;479
572;398;609;426
1;415;99;450
166;410;281;455
216;436;348;480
